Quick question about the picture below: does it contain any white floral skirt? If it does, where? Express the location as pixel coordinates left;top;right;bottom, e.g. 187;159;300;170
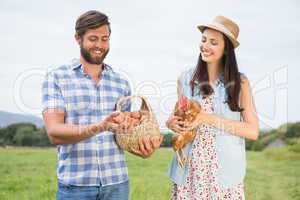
171;96;245;200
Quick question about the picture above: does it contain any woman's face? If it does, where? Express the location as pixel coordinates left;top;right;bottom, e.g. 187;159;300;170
200;28;225;64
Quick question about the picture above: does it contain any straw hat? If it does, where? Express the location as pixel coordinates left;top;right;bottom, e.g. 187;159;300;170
197;15;240;48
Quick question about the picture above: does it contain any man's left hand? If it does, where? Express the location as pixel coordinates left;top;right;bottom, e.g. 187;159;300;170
131;135;163;158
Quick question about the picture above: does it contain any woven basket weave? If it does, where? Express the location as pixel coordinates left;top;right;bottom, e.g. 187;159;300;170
114;96;162;154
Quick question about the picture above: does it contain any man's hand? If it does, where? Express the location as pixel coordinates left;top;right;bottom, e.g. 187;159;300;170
98;112;130;134
86;112;119;134
131;135;163;158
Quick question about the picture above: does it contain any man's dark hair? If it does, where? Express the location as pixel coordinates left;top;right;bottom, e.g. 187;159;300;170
75;10;111;37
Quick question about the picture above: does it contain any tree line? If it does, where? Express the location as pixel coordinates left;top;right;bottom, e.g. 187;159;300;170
0;122;299;151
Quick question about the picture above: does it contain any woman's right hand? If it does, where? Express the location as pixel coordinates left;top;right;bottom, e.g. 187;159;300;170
165;115;186;133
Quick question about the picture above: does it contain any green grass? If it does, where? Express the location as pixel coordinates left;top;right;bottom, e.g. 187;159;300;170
245;147;300;200
0;147;299;200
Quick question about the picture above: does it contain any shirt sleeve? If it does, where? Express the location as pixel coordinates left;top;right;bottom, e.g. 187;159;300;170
41;71;65;113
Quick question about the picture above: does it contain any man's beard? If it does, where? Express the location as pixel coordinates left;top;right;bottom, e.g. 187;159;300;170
80;44;109;65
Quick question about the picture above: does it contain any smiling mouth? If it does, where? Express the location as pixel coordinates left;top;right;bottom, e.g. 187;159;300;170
93;50;102;55
201;52;213;57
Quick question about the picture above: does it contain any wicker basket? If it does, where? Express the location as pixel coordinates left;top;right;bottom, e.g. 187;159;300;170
114;96;162;154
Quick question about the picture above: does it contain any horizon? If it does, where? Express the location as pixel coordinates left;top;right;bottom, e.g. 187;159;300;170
0;109;296;132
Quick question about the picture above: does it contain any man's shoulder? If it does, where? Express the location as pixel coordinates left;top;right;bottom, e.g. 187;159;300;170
104;63;130;85
46;59;78;77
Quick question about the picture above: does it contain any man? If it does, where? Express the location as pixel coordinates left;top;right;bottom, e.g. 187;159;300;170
42;10;161;200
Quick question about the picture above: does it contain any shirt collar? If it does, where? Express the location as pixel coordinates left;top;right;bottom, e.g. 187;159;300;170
193;72;224;86
215;72;224;86
70;58;112;74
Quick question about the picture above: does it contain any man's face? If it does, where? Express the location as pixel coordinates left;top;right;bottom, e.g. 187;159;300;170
77;25;110;65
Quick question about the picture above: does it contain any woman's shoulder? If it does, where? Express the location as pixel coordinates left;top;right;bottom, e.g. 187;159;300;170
238;73;253;100
239;73;250;88
178;67;195;83
239;72;248;82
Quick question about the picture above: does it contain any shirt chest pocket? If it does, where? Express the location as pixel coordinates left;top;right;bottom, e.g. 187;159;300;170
100;95;120;114
61;83;94;115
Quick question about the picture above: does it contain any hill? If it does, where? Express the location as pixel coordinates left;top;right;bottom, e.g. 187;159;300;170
246;122;300;151
0;111;44;128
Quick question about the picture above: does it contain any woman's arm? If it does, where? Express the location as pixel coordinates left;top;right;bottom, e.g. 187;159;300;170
195;76;259;140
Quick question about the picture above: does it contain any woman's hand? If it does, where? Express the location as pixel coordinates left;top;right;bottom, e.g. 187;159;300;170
166;115;186;133
184;111;208;131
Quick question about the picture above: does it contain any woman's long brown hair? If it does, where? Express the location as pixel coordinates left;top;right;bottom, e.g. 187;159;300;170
190;31;243;112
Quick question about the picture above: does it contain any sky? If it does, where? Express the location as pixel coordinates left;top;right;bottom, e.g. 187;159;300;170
0;0;299;130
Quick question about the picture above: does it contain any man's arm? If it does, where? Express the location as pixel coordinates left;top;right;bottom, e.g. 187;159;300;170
43;108;120;145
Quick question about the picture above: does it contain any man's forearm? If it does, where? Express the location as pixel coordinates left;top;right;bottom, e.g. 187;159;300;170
47;123;105;145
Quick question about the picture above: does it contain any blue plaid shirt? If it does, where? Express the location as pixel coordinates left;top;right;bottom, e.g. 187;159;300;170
42;59;131;186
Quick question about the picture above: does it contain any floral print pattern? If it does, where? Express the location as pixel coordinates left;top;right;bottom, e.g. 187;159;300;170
171;95;245;200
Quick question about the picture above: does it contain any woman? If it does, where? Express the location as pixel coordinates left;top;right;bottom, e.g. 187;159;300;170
166;16;259;199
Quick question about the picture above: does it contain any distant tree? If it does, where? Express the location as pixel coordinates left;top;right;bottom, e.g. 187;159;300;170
34;128;52;146
285;122;300;139
12;126;52;146
161;132;172;147
12;126;36;146
0;123;37;145
0;123;52;147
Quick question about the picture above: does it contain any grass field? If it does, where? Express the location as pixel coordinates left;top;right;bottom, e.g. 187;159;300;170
0;147;299;200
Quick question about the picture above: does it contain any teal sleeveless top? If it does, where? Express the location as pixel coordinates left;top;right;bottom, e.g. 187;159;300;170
168;68;246;189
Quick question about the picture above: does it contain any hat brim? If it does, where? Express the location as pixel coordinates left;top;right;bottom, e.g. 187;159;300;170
197;24;240;48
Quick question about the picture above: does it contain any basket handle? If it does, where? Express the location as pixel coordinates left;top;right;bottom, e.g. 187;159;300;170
116;95;153;115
